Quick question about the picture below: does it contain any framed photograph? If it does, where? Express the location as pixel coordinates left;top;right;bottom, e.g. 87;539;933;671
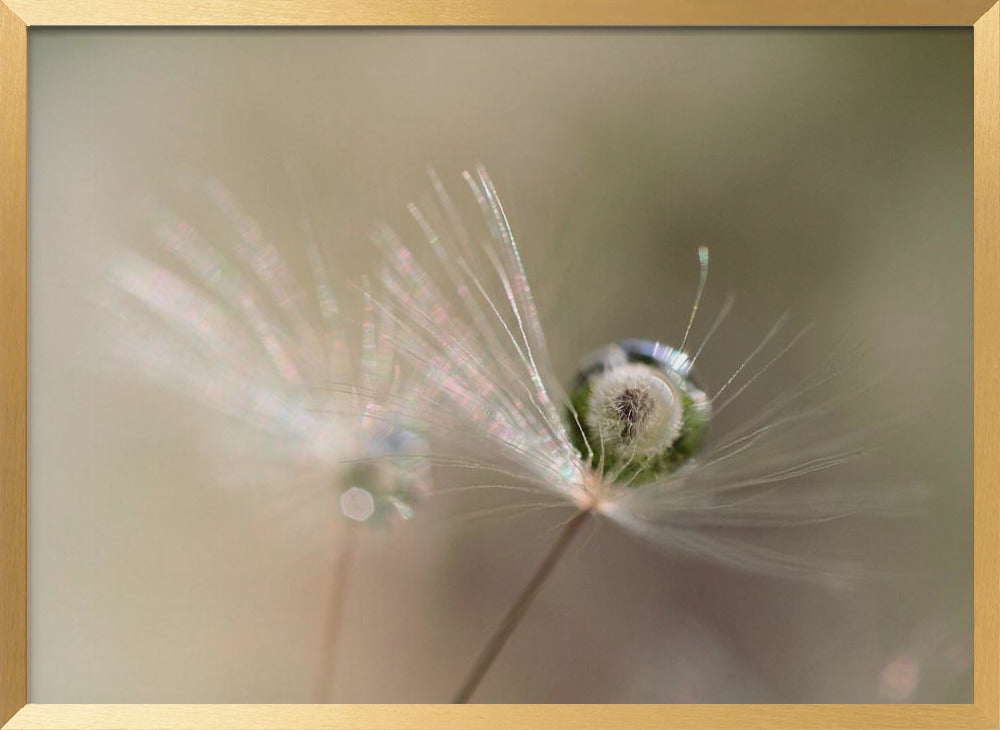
1;2;997;728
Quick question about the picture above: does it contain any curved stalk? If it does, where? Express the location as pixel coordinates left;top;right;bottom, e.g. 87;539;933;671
452;509;592;703
316;524;358;702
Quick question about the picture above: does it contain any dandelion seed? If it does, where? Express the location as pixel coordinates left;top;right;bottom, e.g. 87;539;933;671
359;165;923;702
104;179;431;526
101;174;433;702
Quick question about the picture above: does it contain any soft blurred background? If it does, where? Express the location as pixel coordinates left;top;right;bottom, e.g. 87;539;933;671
27;29;972;702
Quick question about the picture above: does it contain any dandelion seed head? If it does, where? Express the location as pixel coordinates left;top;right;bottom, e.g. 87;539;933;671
103;172;436;533
359;165;923;584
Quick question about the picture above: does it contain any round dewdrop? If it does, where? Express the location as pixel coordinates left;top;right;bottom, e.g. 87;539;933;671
568;339;711;485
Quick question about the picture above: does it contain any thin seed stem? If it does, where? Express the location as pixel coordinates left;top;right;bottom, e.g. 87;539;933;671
316;523;359;702
452;509;592;703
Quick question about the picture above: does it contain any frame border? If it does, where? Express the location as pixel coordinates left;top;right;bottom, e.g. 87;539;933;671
2;2;997;728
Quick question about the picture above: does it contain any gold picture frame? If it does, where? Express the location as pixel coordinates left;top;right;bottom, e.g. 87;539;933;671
1;2;996;727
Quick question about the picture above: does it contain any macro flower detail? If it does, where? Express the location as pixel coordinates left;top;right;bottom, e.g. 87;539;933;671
373;166;914;566
103;177;432;526
364;165;922;702
102;175;442;701
103;164;922;705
